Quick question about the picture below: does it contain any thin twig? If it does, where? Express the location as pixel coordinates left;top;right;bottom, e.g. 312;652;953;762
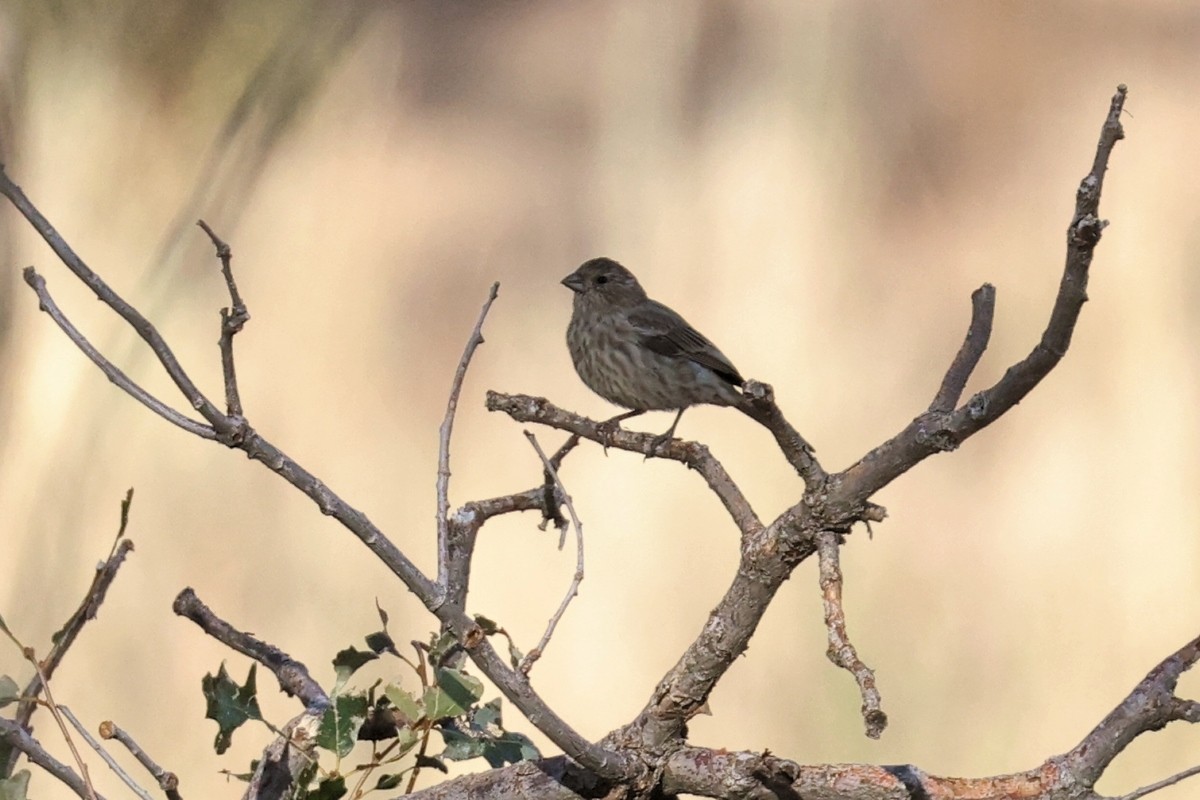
0;167;231;435
816;531;886;738
929;284;996;413
542;434;580;534
6;490;138;778
21;269;217;440
0;718;103;799
59;708;154;800
436;282;501;602
1118;764;1200;800
198;219;249;418
519;431;585;675
19;650;99;799
98;720;182;800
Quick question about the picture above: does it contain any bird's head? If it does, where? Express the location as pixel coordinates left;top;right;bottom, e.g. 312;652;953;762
561;257;647;306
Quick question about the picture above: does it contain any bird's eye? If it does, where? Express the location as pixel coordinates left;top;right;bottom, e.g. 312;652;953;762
595;275;608;285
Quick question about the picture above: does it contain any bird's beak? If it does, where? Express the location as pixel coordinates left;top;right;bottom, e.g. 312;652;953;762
561;272;586;294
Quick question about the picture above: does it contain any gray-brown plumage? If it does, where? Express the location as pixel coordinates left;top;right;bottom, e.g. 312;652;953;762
562;257;747;446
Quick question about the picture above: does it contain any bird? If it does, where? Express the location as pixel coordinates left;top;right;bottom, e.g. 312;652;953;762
562;256;757;451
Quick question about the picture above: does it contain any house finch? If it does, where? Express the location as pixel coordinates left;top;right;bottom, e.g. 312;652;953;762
562;256;756;449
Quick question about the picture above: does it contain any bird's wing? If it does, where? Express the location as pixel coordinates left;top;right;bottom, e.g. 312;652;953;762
628;301;745;386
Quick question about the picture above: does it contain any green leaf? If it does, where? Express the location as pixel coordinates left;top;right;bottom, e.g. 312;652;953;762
435;667;483;709
0;675;20;708
219;768;257;782
304;775;346;800
0;769;30;800
316;693;369;758
470;698;501;732
202;663;262;755
482;731;541;767
415;753;448;773
505;640;525;670
357;700;399;742
423;687;458;720
394;726;420;757
427;631;458;665
375;600;390;629
383;684;424;725
331;647;377;694
365;630;397;656
473;614;499;635
438;726;485;761
374;773;405;791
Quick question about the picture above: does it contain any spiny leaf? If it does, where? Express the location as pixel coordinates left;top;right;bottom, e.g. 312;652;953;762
201;663;262;755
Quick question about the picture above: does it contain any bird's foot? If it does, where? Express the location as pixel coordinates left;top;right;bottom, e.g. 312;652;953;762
596;420;622;455
595;410;646;455
645;430;674;459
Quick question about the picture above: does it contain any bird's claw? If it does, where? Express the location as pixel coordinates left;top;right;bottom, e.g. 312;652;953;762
596;420;621;455
645;431;673;459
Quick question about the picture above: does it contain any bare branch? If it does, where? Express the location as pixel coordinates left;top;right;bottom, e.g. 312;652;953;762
21;269;217;440
929;284;996;413
98;720;183;800
197;219;249;418
738;379;823;484
0;166;232;436
436;283;501;601
59;709;154;800
0;718;103;799
1063;633;1200;786
12;648;99;799
816;531;886;738
487;392;762;536
172;588;329;713
441;440;583;612
239;711;323;800
5;491;137;777
518;431;584;674
837;85;1128;501
1118;764;1200;800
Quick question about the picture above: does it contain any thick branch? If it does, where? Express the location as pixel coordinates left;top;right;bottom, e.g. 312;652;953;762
405;627;1200;800
1064;634;1200;786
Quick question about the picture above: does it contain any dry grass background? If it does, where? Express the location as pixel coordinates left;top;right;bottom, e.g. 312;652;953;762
1;2;1198;798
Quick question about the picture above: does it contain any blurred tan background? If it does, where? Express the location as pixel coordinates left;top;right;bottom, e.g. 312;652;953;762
1;1;1198;798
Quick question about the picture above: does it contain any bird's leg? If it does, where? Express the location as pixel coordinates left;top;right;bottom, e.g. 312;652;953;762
597;409;645;454
648;409;686;455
